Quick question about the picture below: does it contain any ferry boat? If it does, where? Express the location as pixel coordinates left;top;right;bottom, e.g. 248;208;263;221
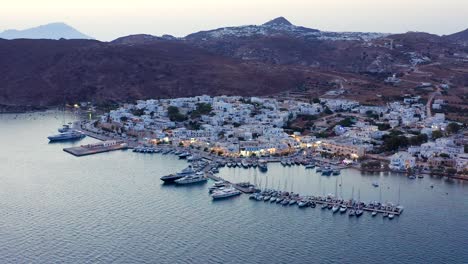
211;188;241;199
160;166;196;183
175;172;207;185
48;131;85;142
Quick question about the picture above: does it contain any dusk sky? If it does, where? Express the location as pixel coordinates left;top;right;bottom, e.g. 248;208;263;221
1;0;467;41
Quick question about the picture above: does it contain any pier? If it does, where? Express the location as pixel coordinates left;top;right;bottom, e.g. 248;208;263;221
63;140;128;157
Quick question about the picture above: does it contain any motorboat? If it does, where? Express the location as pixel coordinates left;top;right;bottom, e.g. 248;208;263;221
298;200;308;208
211;188;241;199
339;204;347;213
355;209;364;217
58;124;72;133
332;204;340;213
258;161;268;172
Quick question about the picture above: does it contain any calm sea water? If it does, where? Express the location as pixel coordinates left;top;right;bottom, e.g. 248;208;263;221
0;111;467;263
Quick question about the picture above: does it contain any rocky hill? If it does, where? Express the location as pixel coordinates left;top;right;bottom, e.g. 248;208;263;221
0;17;467;111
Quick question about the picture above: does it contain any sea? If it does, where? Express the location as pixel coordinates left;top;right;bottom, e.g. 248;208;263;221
0;111;467;263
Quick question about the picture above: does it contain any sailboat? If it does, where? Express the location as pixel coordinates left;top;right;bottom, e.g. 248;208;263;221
355;189;363;217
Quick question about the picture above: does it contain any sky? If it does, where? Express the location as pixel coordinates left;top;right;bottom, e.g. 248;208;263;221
0;0;467;41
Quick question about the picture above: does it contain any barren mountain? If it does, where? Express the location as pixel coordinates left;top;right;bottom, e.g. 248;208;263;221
0;17;467;113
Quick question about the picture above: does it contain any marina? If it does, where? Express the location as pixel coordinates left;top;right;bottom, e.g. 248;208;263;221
1;111;467;263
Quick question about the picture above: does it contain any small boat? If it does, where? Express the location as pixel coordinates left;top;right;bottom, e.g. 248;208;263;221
281;199;290;206
371;210;378;217
58;124;72;133
355;209;364;217
316;167;322;173
332;204;340;213
348;209;356;217
298;200;308;208
383;212;389;218
310;202;316;208
270;197;277;203
321;203;328;209
322;169;332;176
276;197;284;204
305;163;315;169
372;182;379;187
328;204;333;210
417;174;424;179
249;194;258;200
227;163;232;168
241;160;249;169
289;199;297;206
388;213;395;219
258;161;268;172
339;204;347;213
408;175;416;180
211;188;241;199
256;195;264;201
281;160;287;167
332;169;341;175
263;196;271;201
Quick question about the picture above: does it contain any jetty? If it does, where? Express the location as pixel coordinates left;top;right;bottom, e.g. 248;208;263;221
63;140;128;157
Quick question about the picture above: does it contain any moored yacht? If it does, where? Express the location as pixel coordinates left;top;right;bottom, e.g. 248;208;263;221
175;172;207;185
211;188;241;199
160;166;196;183
48;130;85;141
339;204;347;213
332;204;340;213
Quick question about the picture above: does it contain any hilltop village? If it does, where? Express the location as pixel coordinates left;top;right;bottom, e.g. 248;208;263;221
84;95;467;177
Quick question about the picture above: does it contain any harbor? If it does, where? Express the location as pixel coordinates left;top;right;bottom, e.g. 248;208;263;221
3;111;468;264
154;147;405;218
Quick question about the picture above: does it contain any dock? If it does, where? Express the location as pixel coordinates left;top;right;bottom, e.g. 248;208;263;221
63;140;128;157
